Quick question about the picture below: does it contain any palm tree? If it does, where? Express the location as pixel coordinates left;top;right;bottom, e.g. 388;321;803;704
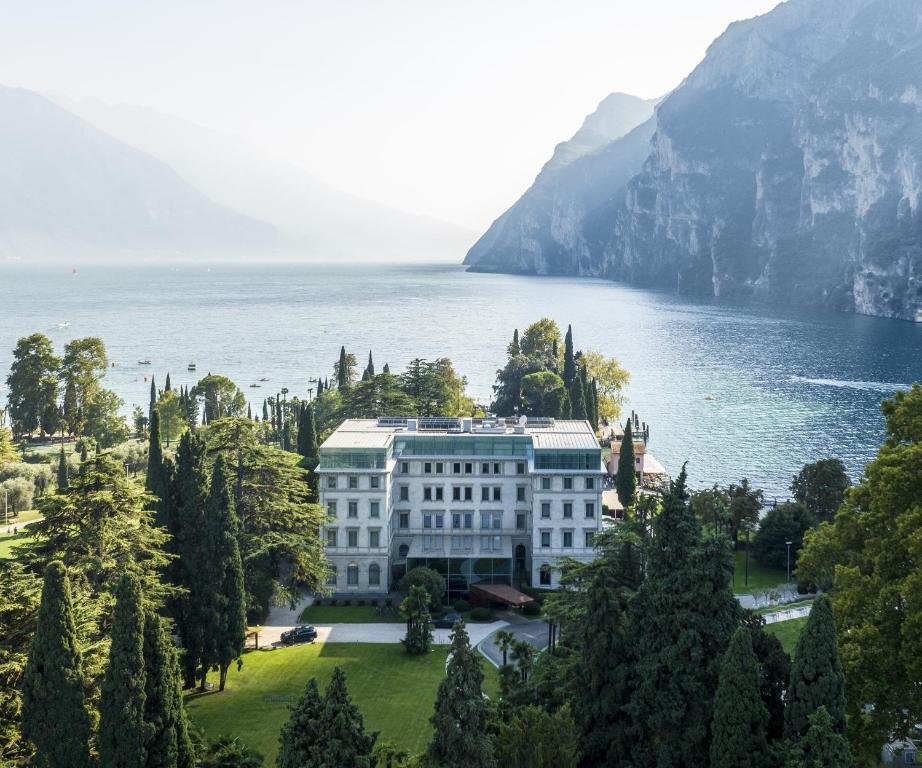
511;639;536;682
493;629;515;666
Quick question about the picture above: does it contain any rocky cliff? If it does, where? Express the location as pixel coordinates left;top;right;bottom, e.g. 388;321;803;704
467;0;922;320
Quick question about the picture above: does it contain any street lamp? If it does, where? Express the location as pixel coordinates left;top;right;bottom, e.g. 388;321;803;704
785;540;793;584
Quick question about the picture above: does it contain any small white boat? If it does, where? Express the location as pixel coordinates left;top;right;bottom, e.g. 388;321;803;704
138;359;152;365
187;363;197;371
259;377;270;382
704;394;717;401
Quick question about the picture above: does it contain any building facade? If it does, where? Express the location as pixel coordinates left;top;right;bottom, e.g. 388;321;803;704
317;416;604;599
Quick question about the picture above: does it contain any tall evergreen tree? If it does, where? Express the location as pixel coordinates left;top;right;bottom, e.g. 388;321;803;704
142;611;179;768
743;612;790;743
297;404;320;471
382;363;390;374
100;572;148;768
338;346;349;390
785;707;853;768
147;407;165;498
21;561;92;768
616;420;637;508
150;376;157;418
165;373;172;392
262;399;269;422
320;667;377;768
709;627;771;768
784;596;846;741
56;446;69;492
509;329;520;357
247;402;252;420
563;325;575;387
428;622;494;768
277;678;325;768
569;373;587;421
366;351;375;378
199;456;247;691
626;468;740;768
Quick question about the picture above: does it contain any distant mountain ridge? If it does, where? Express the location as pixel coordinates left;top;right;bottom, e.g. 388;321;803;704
466;0;922;321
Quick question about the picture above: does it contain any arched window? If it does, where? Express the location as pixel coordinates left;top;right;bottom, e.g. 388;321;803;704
347;563;359;586
327;565;337;587
369;563;381;586
539;565;552;586
398;544;409;559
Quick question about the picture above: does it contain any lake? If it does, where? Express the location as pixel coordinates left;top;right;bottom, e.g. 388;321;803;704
2;260;921;499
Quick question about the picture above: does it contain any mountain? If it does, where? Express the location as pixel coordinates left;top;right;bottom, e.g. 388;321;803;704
464;93;656;275
0;85;277;259
55;97;477;262
467;0;922;321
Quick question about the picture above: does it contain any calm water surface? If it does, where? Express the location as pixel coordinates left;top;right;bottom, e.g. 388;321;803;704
2;261;921;498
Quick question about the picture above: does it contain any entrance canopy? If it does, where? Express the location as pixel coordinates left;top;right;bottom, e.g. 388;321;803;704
470;583;534;608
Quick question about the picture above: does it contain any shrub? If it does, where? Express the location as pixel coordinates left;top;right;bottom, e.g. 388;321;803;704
385;598;393;607
469;607;492;621
328;598;337;607
342;599;351;607
0;462;54;498
355;599;365;607
368;598;378;607
453;599;471;613
0;477;34;515
522;601;541;617
398;567;445;611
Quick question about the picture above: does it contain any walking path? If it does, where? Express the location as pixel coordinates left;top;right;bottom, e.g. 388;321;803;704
762;603;812;625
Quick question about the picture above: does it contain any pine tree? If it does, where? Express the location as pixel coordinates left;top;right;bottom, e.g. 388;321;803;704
428;622;494;768
616;420;637;508
21;561;92;768
563;325;575;387
277;678;326;768
200;456;247;691
784;596;846;741
785;706;853;768
165;373;172;392
56;446;69;491
100;572;148;768
319;667;377;768
709;627;770;768
142;611;179;768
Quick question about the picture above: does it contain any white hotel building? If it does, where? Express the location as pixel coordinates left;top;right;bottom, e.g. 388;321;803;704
316;416;604;600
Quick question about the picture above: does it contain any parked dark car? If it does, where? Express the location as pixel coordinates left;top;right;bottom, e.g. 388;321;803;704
280;625;318;645
433;612;463;629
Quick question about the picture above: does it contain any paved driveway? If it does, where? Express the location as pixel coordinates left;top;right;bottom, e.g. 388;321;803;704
478;619;549;667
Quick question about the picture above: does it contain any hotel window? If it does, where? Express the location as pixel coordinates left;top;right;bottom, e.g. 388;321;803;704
453;462;462;474
541;502;551;519
492;487;501;501
493;462;502;475
516;486;526;502
424;513;433;529
585;477;595;490
480;511;490;529
464;462;473;474
435;487;444;501
516;512;526;530
584;530;595;548
370;476;380;489
347;529;358;547
481;486;489;502
540;530;551;548
516;462;526;475
492;511;502;529
398;512;409;529
370;501;380;518
327;565;337;587
585;502;595;519
348;501;358;518
327;476;337;489
349;475;358;489
464;487;472;501
541;477;551;490
435;513;444;529
563;502;573;519
539;565;551;586
424;462;433;474
347;563;359;586
563;530;573;548
369;529;380;548
563;477;573;490
453;512;462;529
399;486;409;501
401;461;409;474
424;487;432;501
368;563;381;586
326;528;337;547
436;462;444;474
481;462;490;474
327;501;337;517
464;512;473;529
453;487;462;501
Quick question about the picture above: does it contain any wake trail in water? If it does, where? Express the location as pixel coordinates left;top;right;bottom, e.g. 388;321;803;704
789;376;909;393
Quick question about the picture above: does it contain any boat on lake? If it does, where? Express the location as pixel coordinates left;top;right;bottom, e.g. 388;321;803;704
138;359;151;365
187;363;197;371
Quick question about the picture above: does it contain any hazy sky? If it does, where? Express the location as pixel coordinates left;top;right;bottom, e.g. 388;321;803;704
0;0;780;231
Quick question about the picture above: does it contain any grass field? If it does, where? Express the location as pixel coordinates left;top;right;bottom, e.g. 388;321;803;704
186;642;499;762
765;616;808;655
299;604;401;624
0;528;35;559
732;551;789;594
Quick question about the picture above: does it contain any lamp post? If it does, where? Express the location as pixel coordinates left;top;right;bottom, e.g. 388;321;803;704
3;489;8;527
785;540;793;584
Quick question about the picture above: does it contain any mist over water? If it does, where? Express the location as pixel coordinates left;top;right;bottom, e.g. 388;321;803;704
3;261;921;498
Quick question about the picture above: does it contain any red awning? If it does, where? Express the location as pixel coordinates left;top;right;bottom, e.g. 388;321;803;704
470;583;534;607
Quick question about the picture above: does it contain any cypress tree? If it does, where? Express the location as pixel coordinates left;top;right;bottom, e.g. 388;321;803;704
784;596;846;741
338;346;349;390
320;667;377;767
142;611;179;768
616;420;637;508
165;373;172;392
382;363;390;374
570;375;587;421
150;376;157;418
744;612;790;743
21;561;92;768
298;404;319;469
147;407;164;497
428;622;494;768
262;399;269;422
563;325;575;387
366;351;374;378
316;379;324;398
709;627;770;768
509;329;520;357
786;707;853;768
247;402;252;420
200;456;247;692
57;446;69;491
277;678;326;768
80;442;88;462
100;572;147;768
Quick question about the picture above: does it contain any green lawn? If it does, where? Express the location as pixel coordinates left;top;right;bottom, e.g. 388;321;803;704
186;642;498;763
0;528;35;559
732;551;789;594
299;604;401;624
765;617;808;655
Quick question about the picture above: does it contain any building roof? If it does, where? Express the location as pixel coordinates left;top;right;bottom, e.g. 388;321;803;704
470;583;534;606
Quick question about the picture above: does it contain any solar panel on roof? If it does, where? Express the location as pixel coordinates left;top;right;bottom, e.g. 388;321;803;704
525;417;556;427
418;417;462;431
376;417;409;427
